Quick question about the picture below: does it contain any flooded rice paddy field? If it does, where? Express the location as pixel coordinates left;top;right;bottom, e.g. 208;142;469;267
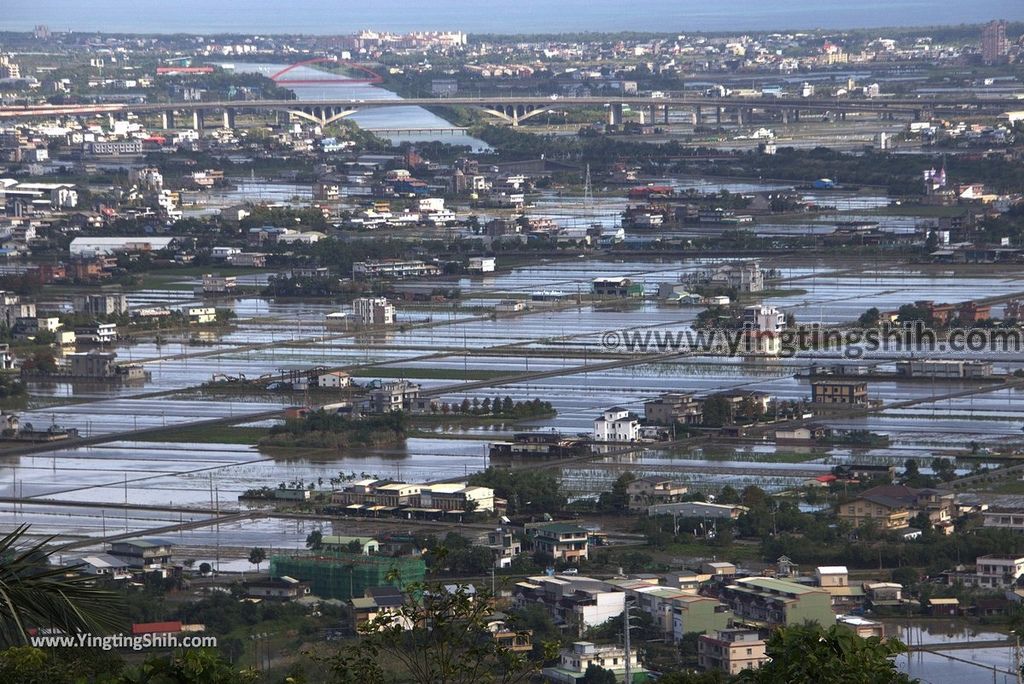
7;255;1024;544
890;621;1021;684
0;438;489;546
3;438;488;508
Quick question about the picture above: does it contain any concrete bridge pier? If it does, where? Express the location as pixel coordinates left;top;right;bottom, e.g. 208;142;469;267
608;102;624;126
161;110;175;130
715;106;722;126
606;102;622;126
735;107;745;126
192;109;205;131
222;108;236;129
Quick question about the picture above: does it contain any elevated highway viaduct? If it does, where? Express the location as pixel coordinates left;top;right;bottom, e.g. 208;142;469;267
0;95;1014;129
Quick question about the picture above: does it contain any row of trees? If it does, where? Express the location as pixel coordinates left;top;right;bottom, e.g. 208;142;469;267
434;397;555;419
263;411;407;449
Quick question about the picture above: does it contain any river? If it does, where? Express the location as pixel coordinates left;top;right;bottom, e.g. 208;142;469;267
225;62;488;150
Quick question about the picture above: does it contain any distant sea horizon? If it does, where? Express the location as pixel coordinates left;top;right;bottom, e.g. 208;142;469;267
4;0;1024;35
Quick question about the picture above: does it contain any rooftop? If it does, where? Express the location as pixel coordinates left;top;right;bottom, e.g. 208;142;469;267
533;522;588;535
732;577;826;596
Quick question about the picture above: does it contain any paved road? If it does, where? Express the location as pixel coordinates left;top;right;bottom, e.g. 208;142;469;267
0;408;283;458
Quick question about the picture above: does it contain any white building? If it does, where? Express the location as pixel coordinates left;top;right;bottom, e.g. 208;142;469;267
87;140;143;155
76;554;132;580
318;371;351;389
970;556;1024;589
69;237;174;257
187;307;217;324
420;483;496;512
75;322;117;345
418;197;445;213
352;297;395;326
516;576;624;628
698;629;768;676
0;293;36;327
211;246;241;260
704;261;764;293
742;305;785;332
14;316;61;341
741;304;786;356
130;167;164;191
202;274;237;294
2;182;79;210
543;641;644;683
468;256;496;273
594;407;639;442
495;300;526;313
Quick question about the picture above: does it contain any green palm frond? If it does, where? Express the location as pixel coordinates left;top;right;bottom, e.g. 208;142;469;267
0;524;126;646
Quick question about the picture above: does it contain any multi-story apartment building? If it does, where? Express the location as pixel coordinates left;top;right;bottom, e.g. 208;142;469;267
543;641;644;683
644;392;703;426
525;522;589;563
74;322;117;345
13;316;60;341
837;485;954;532
330;479;496;513
592;276;644;298
704;261;764;293
352;259;440;280
514;576;623;629
0;292;35;327
370;483;422;508
485;528;522;569
367;380;421;413
983;506;1024;532
87;140;144;155
982;20;1009;64
202;274;237;294
606;579;732;640
109;539;173;570
698;629;769;676
420;483;495;512
811;379;868;405
593;407;639;442
720;577;835;628
352;297;395;326
969;555;1024;589
73;292;129;316
187;307;217;324
626;477;689;512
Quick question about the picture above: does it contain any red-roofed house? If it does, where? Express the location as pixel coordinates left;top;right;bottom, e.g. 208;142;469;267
131;621;182;635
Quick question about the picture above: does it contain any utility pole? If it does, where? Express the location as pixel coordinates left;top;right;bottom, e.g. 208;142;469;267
623;599;633;684
1016;633;1022;684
